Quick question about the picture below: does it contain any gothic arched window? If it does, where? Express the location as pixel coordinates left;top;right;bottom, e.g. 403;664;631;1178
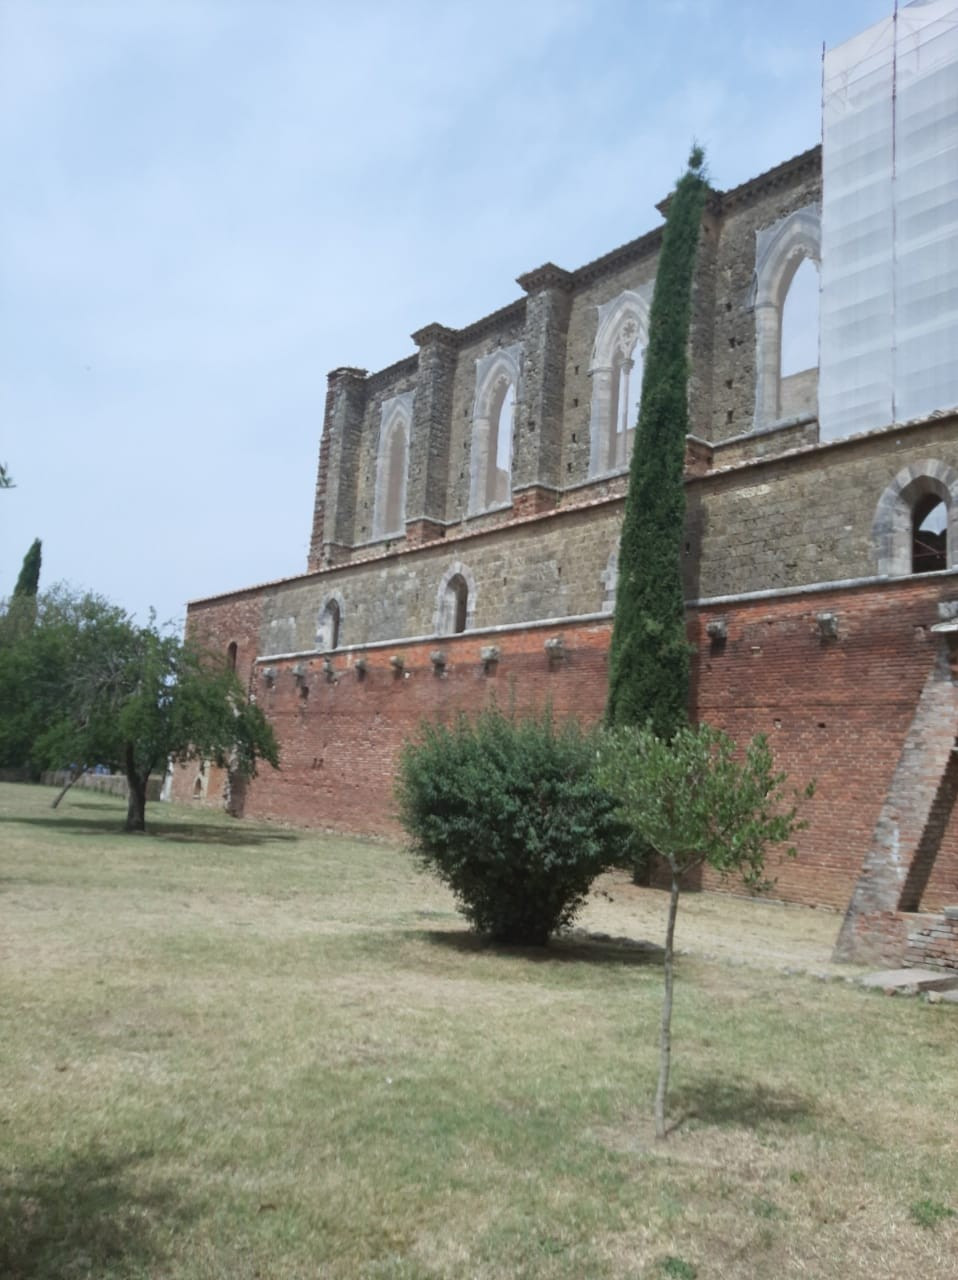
469;346;521;515
588;289;650;477
372;392;413;539
752;205;821;427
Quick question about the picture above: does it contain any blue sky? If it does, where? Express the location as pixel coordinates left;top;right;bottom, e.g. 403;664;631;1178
0;0;892;628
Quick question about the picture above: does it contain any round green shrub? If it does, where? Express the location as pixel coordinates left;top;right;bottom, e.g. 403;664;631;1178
396;707;631;946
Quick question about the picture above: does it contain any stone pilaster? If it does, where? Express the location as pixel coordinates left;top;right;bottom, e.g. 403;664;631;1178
310;366;367;568
513;263;573;500
834;623;958;963
687;202;720;440
407;323;458;533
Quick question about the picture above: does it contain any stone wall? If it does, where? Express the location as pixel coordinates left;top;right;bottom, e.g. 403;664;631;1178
192;413;958;659
689;416;958;599
307;148;827;568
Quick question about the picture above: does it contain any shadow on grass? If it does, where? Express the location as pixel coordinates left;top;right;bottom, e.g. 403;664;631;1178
417;927;665;967
0;811;297;847
668;1076;814;1134
0;1146;201;1279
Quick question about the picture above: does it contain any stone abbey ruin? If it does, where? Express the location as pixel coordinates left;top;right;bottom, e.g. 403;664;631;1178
174;3;958;969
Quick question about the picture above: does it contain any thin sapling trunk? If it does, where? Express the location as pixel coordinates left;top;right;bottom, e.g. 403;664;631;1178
654;868;682;1140
51;765;86;809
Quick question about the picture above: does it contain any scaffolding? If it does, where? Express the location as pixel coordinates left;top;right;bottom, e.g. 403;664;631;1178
819;0;958;441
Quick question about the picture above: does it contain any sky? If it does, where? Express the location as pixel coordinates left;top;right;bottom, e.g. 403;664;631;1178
0;0;894;630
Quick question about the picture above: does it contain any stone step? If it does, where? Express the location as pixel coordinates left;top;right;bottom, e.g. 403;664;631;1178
859;968;958;994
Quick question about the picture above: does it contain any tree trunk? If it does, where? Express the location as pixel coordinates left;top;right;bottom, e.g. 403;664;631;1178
654;870;682;1140
124;745;147;832
51;765;86;809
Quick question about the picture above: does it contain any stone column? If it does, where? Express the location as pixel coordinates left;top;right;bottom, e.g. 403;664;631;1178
513;263;573;514
406;323;458;545
308;366;367;568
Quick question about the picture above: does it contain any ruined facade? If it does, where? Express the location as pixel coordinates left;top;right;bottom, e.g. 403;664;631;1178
176;7;958;969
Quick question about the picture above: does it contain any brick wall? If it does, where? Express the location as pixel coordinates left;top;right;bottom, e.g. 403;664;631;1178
904;912;958;971
174;575;958;927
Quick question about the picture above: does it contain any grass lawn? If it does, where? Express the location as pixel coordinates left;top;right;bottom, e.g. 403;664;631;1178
1;781;955;1279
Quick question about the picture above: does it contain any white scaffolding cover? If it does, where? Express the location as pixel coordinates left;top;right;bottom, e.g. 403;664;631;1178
819;0;958;440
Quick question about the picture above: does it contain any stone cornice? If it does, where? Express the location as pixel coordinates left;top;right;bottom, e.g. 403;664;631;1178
365;355;418;392
570;225;663;287
411;322;458;348
516;262;574;294
455;297;527;346
326;366;367;384
718;145;821;213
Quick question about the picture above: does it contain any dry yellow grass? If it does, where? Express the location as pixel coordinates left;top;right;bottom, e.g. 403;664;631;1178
1;781;955;1279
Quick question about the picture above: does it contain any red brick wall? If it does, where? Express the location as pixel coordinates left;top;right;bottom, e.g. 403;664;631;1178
692;579;950;909
241;623;611;836
173;576;958;916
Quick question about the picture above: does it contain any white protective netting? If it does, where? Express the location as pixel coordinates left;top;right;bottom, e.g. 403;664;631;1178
819;0;958;441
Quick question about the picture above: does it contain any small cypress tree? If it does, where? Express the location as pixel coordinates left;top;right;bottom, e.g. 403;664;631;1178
606;148;708;735
13;539;42;598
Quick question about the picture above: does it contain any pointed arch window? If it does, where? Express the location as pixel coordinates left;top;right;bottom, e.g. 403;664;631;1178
588;289;650;477
372;392;413;539
873;460;958;577
752;205;821;427
434;562;477;635
469;345;521;515
316;594;343;651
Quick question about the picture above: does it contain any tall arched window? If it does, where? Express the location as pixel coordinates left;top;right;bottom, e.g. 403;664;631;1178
469;345;521;515
487;377;515;506
588;289;650;477
751;204;821;428
316;594;343;651
226;641;238;672
372;392;413;539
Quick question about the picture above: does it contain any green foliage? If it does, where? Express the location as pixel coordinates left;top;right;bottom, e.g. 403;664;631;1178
0;585;279;829
599;722;811;888
396;706;631;945
598;721;812;1138
909;1198;955;1229
606;147;709;735
13;538;41;598
660;1258;697;1280
0;587;128;775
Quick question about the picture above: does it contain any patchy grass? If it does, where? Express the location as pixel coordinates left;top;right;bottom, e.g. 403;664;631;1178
1;781;956;1279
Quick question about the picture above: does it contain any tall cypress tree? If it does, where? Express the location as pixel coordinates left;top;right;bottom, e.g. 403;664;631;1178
13;539;42;598
606;148;708;735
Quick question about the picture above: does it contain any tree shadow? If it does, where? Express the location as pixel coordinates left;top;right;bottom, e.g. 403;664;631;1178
668;1075;815;1134
0;812;296;847
416;927;665;967
0;1146;202;1278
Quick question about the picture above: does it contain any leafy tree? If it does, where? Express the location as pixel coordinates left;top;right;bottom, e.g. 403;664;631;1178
599;723;812;1139
0;462;13;489
0;587;279;830
0;587;126;775
397;706;632;945
606;148;709;735
13;539;41;598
